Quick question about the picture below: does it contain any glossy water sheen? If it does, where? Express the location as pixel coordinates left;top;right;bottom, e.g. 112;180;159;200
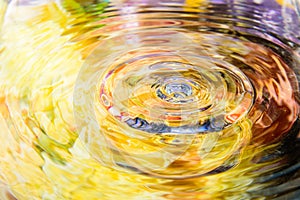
0;0;299;199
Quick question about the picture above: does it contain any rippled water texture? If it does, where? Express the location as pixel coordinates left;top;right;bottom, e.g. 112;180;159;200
0;0;300;199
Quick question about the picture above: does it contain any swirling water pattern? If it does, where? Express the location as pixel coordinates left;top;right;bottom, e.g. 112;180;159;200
0;0;299;199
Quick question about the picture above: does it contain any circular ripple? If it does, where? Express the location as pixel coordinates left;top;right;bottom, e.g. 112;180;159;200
1;0;299;198
100;55;253;133
74;30;254;178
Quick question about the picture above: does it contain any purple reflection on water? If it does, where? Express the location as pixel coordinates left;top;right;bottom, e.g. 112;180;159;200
206;0;299;43
117;0;299;43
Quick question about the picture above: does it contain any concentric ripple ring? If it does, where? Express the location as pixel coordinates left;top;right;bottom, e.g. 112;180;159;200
74;30;255;178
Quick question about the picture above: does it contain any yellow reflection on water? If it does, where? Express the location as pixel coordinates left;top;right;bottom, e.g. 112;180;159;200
0;1;298;199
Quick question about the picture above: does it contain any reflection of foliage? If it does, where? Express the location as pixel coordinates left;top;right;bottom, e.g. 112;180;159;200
60;0;109;56
62;0;108;18
60;0;108;35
